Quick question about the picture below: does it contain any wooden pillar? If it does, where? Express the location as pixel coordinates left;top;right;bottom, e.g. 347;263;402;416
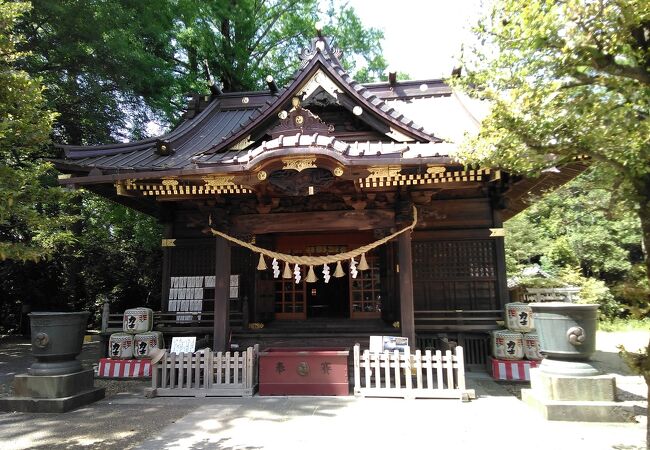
492;209;509;309
160;222;173;312
213;236;231;351
398;231;416;346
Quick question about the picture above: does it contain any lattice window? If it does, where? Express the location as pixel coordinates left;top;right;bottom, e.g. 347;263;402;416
413;240;498;311
274;278;306;319
350;256;381;318
413;241;496;280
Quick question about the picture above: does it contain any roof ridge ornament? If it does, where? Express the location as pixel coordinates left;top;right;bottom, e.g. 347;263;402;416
299;31;343;67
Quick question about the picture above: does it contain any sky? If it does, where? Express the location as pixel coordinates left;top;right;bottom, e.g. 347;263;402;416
344;0;483;80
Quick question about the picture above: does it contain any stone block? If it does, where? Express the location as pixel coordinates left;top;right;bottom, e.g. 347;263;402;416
522;388;636;423
530;368;617;401
0;387;105;413
13;369;96;399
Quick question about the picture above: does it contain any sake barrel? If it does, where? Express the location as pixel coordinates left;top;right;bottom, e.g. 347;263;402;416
123;307;153;333
523;332;543;360
492;329;524;360
108;333;134;359
505;302;534;332
133;331;164;359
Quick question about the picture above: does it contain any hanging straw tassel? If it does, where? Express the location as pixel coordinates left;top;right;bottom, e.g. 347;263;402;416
282;262;292;279
306;265;317;283
333;260;345;278
358;253;369;271
256;253;267;270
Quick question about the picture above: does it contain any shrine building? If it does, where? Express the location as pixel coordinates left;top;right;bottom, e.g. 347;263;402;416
53;35;586;367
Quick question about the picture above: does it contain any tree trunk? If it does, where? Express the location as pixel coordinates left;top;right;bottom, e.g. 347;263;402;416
632;175;650;450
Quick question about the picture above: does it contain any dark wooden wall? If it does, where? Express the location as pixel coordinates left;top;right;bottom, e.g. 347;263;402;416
411;197;506;312
412;239;499;311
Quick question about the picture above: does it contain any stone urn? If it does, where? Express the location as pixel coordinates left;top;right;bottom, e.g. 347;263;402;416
28;312;89;376
529;303;599;376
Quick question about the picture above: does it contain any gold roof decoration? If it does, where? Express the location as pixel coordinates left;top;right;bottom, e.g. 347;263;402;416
366;166;402;179
426;165;446;175
282;156;317;172
203;175;235;188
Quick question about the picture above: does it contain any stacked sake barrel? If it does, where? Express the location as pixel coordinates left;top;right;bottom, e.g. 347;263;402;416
492;303;543;361
108;307;163;359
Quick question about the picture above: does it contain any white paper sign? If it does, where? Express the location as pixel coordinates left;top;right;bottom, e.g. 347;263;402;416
170;337;196;354
369;336;409;353
369;336;383;354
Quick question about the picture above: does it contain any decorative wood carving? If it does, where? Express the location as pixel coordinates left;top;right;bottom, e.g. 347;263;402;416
342;195;367;211
409;190;438;205
203;175;235;188
269;104;333;138
256;197;280;214
367;166;402;179
281;156;317;172
268;168;334;196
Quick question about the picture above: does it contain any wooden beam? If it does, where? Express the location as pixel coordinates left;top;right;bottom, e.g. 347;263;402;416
213;236;231;351
232;209;395;234
398;231;416;346
492;208;509;309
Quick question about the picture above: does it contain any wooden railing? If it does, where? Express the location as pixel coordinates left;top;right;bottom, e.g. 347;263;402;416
100;302;243;337
150;345;259;397
353;344;475;401
414;309;502;333
524;287;580;303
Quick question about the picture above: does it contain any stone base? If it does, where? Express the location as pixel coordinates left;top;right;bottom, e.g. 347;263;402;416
522;368;636;422
0;387;105;413
531;369;616;401
539;358;600;377
0;369;105;413
522;389;636;422
13;369;97;398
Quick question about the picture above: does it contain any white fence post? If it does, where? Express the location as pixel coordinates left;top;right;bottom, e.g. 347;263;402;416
352;344;474;400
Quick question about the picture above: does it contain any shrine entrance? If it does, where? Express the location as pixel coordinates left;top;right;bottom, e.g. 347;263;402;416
307;274;349;318
266;230;381;321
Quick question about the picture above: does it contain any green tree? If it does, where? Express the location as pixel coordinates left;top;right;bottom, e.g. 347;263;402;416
456;0;648;278
16;0;181;144
455;1;649;443
174;0;386;92
0;0;73;262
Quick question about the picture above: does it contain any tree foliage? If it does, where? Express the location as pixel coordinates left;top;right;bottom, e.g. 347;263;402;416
455;0;649;280
174;0;386;93
0;0;74;262
16;0;180;144
456;2;649;442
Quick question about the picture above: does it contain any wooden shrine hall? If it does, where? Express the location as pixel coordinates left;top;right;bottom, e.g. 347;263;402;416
53;35;587;365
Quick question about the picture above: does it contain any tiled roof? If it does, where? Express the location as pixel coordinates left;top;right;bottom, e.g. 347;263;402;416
54;37;468;173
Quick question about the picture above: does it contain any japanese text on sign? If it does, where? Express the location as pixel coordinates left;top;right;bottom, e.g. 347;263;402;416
170;337;196;354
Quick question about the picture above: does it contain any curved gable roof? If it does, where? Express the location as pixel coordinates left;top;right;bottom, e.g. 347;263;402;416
198;39;442;158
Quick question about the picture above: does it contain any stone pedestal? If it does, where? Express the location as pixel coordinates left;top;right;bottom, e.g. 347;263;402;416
0;370;105;413
522;368;635;422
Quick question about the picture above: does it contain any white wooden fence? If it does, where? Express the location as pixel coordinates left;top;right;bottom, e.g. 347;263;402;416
150;345;258;397
353;344;475;401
